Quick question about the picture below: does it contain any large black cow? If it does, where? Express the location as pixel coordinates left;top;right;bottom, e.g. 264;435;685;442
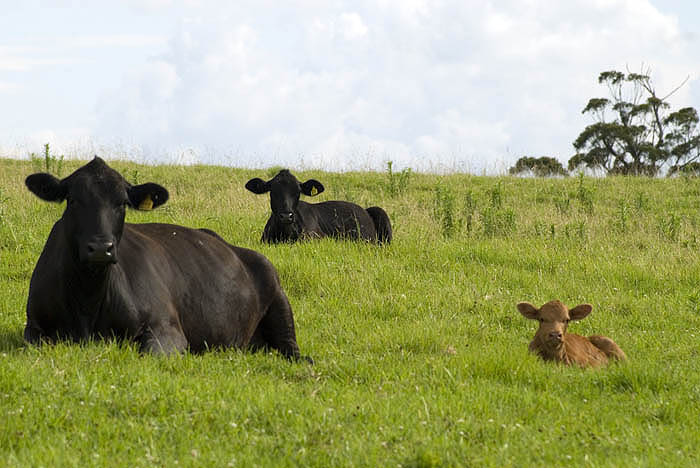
245;169;393;244
24;157;310;361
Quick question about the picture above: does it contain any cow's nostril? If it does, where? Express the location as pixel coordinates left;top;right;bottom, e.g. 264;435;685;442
85;241;116;263
278;212;294;223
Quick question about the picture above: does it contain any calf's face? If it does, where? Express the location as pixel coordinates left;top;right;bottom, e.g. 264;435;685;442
26;157;168;266
517;300;592;348
245;170;324;224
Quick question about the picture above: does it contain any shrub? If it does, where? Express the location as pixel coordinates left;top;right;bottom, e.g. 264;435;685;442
509;156;568;177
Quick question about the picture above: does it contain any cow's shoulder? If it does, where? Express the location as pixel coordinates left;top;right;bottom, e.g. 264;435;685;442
124;222;228;248
231;245;282;291
118;223;236;275
230;244;276;273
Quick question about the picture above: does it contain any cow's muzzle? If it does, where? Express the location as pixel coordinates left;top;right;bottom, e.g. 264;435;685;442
548;331;563;343
83;240;117;264
277;211;295;224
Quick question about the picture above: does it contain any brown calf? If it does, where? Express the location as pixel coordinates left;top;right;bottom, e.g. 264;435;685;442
517;300;626;368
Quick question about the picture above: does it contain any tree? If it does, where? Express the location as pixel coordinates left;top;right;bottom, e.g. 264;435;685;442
668;162;700;177
509;156;568;177
664;107;700;176
569;68;699;176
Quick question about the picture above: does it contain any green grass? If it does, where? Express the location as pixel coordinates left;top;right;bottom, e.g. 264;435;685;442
1;158;700;467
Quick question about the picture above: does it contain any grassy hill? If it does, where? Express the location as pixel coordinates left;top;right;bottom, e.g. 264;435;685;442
1;157;699;467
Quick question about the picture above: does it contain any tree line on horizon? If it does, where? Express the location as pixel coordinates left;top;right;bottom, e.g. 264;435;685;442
510;68;700;177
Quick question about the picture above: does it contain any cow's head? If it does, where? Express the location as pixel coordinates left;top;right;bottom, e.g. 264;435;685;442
245;169;324;226
517;300;592;349
26;156;168;266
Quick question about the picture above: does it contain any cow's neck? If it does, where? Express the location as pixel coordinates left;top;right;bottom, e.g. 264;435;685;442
63;253;118;334
532;336;566;361
273;218;302;241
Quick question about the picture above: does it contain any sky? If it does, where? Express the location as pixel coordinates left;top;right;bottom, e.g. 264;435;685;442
1;0;699;173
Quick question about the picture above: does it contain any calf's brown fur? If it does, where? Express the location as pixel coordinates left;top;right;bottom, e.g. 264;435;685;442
517;300;626;368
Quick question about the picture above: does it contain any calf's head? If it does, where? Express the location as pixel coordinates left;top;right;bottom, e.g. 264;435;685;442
517;300;592;348
245;170;324;225
26;156;168;266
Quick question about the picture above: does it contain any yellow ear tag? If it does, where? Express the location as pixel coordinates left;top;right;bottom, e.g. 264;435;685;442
139;194;154;211
311;186;318;196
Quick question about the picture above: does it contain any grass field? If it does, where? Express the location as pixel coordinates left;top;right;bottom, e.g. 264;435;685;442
1;157;699;467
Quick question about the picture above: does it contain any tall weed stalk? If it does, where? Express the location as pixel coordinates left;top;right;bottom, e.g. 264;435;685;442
575;173;594;214
30;143;64;176
482;181;515;237
433;186;457;238
386;161;412;197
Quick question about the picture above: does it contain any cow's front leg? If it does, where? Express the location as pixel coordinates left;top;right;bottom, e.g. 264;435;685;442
256;291;312;363
139;322;188;355
24;323;50;345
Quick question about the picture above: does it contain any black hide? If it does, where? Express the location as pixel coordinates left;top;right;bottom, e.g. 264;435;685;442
24;157;309;361
245;169;392;244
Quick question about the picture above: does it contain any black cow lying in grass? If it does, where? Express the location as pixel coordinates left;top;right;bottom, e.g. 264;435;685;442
245;169;392;244
24;157;310;362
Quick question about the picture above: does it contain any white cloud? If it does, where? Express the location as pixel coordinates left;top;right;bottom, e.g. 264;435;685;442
0;81;21;92
98;60;180;136
339;13;368;40
8;0;696;172
417;110;510;156
0;46;82;71
61;34;168;48
0;33;166;72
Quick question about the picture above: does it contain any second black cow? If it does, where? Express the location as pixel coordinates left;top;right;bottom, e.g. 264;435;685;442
245;169;392;244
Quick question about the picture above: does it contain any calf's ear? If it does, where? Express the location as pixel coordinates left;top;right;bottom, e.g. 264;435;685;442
301;179;324;197
569;304;593;321
517;302;539;320
25;173;66;202
245;178;270;194
128;183;169;211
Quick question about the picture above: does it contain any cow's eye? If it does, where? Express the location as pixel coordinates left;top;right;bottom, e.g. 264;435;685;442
538;318;544;323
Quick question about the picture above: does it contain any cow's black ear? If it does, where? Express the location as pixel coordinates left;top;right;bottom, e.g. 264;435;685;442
301;179;324;197
127;183;169;211
25;173;66;202
245;178;270;194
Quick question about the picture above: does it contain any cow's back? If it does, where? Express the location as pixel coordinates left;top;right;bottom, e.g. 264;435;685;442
301;200;378;240
562;334;608;367
588;335;626;361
